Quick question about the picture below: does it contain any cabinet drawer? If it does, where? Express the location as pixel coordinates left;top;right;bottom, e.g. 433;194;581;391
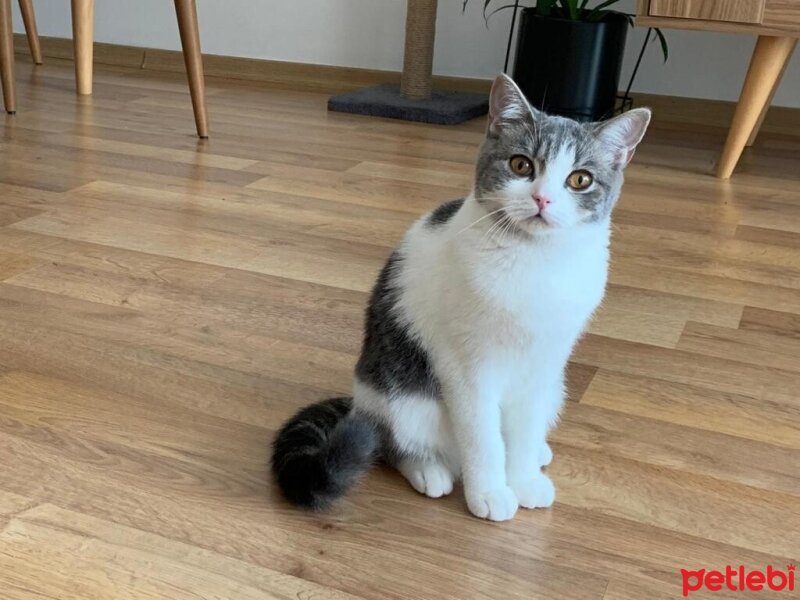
763;0;800;30
649;0;766;24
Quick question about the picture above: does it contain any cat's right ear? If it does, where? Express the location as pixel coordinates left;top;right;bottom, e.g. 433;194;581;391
488;74;534;134
595;108;652;168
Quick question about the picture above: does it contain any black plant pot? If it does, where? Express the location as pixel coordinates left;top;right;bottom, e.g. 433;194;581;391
512;10;628;121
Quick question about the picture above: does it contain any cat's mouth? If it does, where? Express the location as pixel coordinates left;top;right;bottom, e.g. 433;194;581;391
524;213;550;227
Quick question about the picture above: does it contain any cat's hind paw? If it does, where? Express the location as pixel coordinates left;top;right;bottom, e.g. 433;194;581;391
511;473;555;509
465;485;518;521
399;459;455;498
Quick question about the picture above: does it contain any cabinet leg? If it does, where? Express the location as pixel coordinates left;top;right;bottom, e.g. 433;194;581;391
71;0;94;95
717;36;796;179
745;42;795;147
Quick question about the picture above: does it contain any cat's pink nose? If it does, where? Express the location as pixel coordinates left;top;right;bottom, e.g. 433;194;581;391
533;194;551;211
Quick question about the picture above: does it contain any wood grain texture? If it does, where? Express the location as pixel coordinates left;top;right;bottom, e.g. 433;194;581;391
764;0;800;29
0;58;799;599
649;0;766;24
637;0;800;37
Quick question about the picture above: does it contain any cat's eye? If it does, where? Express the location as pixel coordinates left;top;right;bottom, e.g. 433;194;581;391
566;170;594;190
509;155;534;177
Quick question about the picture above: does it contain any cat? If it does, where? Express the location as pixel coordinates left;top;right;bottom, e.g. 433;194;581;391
272;73;650;521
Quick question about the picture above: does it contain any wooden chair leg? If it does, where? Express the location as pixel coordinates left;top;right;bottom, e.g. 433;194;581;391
174;0;208;138
71;0;94;95
0;0;15;114
745;42;795;147
18;0;42;64
717;36;796;179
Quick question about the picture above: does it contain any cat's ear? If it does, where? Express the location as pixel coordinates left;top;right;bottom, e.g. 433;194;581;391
595;108;651;168
488;74;535;133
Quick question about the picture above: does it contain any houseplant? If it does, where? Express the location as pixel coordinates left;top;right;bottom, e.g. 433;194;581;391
468;0;667;121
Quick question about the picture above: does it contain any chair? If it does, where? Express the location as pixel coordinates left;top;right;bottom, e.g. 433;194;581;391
0;0;209;138
19;0;41;64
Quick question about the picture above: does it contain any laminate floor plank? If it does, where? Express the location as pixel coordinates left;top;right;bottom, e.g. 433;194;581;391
1;57;798;599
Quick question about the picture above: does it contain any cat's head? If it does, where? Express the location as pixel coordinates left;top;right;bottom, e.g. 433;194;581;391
474;74;650;234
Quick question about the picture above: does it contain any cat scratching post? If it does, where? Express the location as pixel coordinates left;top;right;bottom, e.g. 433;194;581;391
328;0;488;125
400;0;436;100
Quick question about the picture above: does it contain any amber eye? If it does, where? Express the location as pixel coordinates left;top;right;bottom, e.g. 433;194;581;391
567;170;594;190
509;155;534;177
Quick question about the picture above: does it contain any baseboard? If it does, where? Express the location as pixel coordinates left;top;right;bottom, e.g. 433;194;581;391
12;34;490;95
12;33;799;132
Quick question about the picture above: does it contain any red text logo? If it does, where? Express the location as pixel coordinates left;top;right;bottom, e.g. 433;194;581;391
681;565;795;596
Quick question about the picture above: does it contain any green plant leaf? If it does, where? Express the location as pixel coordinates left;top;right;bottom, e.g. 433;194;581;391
653;27;669;62
584;0;622;20
484;2;521;21
558;0;579;19
460;0;498;17
531;0;549;16
589;0;622;9
462;0;529;20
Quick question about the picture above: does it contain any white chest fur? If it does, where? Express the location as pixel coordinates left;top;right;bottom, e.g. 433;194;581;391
470;223;609;337
398;198;610;370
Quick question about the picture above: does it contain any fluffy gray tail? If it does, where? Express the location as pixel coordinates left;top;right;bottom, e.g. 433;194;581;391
271;397;379;509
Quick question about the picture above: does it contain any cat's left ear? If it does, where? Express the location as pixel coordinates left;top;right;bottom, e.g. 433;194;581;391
595;108;651;168
488;74;538;134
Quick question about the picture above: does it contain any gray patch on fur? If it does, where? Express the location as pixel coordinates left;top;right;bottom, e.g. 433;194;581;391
355;250;441;400
427;198;465;228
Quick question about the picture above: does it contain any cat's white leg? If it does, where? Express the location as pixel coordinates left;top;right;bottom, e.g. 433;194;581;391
504;380;562;509
387;392;458;499
538;442;553;467
538;374;565;469
504;407;555;509
398;456;455;498
443;377;517;522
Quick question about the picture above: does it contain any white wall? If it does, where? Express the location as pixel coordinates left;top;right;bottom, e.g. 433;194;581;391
12;0;800;107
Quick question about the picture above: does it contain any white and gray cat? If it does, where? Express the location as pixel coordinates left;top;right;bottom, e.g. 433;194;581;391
272;74;650;521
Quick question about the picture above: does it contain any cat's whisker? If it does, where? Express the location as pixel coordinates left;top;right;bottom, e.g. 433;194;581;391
497;215;517;247
478;219;501;250
482;215;514;251
456;207;507;236
479;215;508;251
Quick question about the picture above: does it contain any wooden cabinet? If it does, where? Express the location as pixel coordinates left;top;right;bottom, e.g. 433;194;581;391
637;0;800;33
634;0;799;178
649;1;765;25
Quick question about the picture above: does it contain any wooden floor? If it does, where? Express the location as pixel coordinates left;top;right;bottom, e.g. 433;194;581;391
1;57;799;600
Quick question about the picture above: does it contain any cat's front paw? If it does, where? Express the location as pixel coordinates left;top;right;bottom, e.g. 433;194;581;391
465;485;518;521
511;473;555;509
